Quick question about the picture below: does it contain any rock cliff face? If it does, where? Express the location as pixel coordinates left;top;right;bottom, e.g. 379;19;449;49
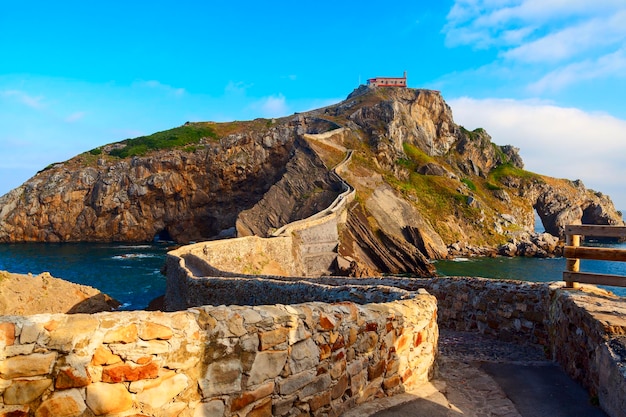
0;86;622;276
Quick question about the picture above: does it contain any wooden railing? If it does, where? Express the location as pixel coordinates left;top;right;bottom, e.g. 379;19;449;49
563;224;626;288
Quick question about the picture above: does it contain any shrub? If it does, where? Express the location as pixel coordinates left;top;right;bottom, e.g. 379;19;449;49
109;124;217;158
461;178;477;191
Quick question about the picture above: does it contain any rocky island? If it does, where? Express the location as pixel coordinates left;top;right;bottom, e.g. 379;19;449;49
1;85;626;417
0;86;622;276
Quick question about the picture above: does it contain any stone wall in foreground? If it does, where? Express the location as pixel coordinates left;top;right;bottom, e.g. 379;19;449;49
0;293;438;417
168;250;626;417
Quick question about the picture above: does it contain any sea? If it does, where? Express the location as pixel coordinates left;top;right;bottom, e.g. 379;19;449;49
0;242;172;310
0;229;625;310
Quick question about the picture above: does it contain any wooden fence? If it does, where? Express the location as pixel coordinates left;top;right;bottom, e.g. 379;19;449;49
563;224;626;288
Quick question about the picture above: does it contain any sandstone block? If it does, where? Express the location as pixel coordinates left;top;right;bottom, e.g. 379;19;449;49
19;322;43;345
231;381;274;412
248;350;288;386
0;352;56;378
86;382;133;415
356;377;383;404
139;322;173;341
102;361;159;382
300;374;331;399
0;322;15;347
278;369;316;395
246;397;272;417
91;345;122;366
3;378;52;405
199;358;242;397
103;324;138;344
227;314;247;337
193;400;224;417
368;359;386;380
136;372;189;409
289;338;319;374
4;344;34;357
35;389;86;417
332;374;348;400
309;391;331;412
0;406;29;417
108;340;169;360
48;316;98;352
55;366;91;389
394;332;411;354
318;313;337;331
383;375;401;391
259;327;289;351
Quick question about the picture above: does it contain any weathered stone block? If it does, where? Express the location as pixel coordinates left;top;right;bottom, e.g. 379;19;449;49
289;338;320;374
331;374;348;400
102;361;159;383
136;372;189;409
319;313;337;331
300;374;331;399
248;350;288;386
246;397;272;417
48;316;98;352
309;390;331;412
3;379;51;405
278;369;316;395
55;366;91;389
231;381;274;412
259;327;289;351
103;324;138;344
108;340;170;360
0;323;15;347
139;322;173;341
383;375;401;391
368;359;386;380
91;345;122;366
86;382;133;415
193;400;224;417
355;377;383;404
199;358;242;397
34;388;86;417
0;352;56;379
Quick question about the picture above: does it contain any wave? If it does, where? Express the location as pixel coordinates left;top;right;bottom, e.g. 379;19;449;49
111;253;158;260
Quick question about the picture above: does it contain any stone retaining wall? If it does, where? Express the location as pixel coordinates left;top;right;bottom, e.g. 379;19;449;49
0;292;438;417
167;248;626;417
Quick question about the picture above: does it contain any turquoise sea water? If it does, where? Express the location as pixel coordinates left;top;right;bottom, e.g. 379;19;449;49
1;239;624;311
435;240;626;297
0;242;171;310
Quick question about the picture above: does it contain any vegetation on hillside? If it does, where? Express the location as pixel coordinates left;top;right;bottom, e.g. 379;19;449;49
108;124;218;158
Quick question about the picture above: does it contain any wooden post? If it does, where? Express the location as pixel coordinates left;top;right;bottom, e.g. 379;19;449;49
565;234;580;289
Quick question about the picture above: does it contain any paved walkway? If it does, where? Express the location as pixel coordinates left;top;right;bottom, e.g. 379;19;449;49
344;330;607;417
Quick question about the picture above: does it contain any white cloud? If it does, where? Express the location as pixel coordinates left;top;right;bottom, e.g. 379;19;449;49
65;111;87;123
250;94;290;118
528;48;626;93
1;89;45;109
448;97;626;208
133;80;186;97
444;0;626;92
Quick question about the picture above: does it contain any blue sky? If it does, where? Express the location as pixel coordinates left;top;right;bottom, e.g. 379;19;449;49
2;0;626;209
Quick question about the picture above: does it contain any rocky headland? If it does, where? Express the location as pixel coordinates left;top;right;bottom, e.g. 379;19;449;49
0;86;622;276
0;270;119;315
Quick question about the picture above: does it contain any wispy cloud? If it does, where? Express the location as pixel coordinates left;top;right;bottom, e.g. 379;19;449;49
448;96;626;208
133;80;186;97
444;0;626;93
251;94;289;118
1;89;45;109
65;111;87;123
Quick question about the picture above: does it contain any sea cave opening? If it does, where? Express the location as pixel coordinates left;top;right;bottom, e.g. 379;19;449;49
154;228;174;243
